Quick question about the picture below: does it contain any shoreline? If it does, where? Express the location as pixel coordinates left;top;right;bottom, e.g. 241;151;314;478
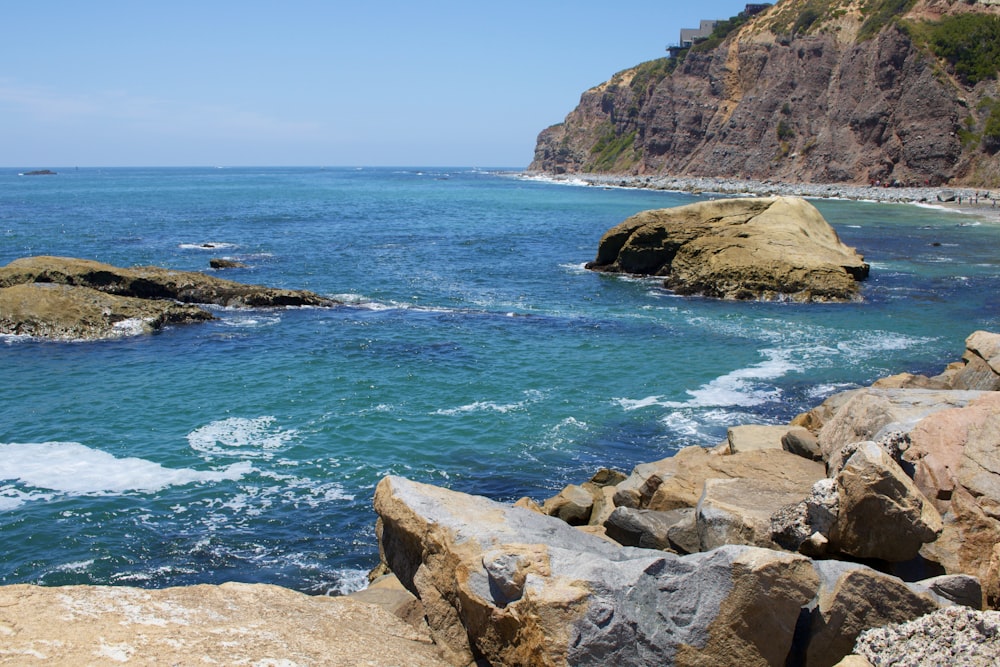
521;171;1000;222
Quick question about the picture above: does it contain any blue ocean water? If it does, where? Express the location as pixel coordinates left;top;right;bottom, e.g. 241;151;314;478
1;166;998;595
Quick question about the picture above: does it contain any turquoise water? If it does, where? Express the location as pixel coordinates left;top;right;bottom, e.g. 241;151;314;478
2;167;998;594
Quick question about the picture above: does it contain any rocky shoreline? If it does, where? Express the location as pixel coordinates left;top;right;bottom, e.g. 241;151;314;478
521;172;1000;221
368;331;1000;666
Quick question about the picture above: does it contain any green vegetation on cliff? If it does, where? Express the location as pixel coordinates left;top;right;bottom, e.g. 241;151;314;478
922;14;1000;85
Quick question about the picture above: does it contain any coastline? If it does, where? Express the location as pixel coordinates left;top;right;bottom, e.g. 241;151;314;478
521;171;1000;222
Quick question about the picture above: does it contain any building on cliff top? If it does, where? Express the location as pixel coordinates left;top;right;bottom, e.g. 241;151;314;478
669;5;771;55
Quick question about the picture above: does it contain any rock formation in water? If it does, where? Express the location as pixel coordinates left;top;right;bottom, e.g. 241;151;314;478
0;255;340;340
529;0;1000;187
586;196;869;301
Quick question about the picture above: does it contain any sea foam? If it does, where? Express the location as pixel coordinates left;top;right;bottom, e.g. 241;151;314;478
0;442;250;509
187;416;297;460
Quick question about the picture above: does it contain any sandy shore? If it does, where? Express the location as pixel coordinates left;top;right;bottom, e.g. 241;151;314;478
524;172;1000;222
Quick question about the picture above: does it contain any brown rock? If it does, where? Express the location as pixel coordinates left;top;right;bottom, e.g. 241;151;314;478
0;255;338;309
830;442;943;562
646;448;825;513
0;282;214;340
0;582;447;666
804;561;940;667
585;197;868;302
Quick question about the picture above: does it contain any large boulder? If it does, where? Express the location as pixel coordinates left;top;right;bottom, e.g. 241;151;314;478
829;441;943;562
816;388;986;465
585;197;869;302
0;582;447;665
801;560;941;667
375;475;819;666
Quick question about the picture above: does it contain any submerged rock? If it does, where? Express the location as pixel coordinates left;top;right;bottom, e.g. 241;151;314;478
585;197;869;302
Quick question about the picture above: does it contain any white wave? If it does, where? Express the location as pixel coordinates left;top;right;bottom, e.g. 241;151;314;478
178;242;238;250
0;442;250;508
111;318;148;337
325;568;370;596
187;416;297;460
619;349;794;411
435;390;545;416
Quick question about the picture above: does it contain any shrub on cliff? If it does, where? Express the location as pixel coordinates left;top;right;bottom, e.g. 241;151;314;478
927;14;1000;85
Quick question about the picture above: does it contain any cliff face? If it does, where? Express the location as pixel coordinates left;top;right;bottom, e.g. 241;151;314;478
530;0;1000;186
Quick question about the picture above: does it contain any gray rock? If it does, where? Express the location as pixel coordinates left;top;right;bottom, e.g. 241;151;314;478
374;475;819;666
912;574;983;609
854;606;1000;666
603;506;693;551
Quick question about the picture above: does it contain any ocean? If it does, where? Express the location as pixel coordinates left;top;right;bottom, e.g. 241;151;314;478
1;166;998;595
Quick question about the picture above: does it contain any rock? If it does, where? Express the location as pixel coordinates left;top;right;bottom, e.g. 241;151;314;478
783;426;823;460
542;484;594;525
816;388;986;465
0;282;214;340
727;424;789;453
697;476;816;551
771;478;840;557
374;475;820;666
854;606;1000;666
585;197;869;302
20;169;56;176
830;442;943;562
603;506;693;551
903;391;1000;513
792;388;863;433
920;486;1000;608
645;448;825;514
911;574;983;609
802;560;941;667
965;330;1000;373
348;573;428;630
0;255;339;309
0;582;447;666
0;255;340;341
209;258;248;269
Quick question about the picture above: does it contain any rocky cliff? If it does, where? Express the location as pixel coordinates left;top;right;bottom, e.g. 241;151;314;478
529;0;1000;187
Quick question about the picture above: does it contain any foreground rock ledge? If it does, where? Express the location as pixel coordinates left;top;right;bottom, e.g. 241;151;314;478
0;256;340;340
586;196;869;302
0;582;448;666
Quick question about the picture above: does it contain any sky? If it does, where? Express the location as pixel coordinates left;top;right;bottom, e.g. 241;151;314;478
2;1;752;168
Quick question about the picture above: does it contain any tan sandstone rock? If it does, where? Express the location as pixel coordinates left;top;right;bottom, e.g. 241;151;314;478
0;582;447;666
830;442;943;562
585;197;869;302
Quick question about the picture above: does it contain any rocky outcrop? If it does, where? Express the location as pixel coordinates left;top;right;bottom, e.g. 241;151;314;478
0;582;448;666
0;256;340;340
374;475;952;667
529;0;1000;187
585;197;869;302
0;282;214;340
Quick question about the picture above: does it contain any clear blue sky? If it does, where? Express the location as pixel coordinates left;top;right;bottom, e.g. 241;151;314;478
2;1;750;168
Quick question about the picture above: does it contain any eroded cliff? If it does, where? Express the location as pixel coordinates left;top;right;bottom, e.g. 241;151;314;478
530;0;1000;186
